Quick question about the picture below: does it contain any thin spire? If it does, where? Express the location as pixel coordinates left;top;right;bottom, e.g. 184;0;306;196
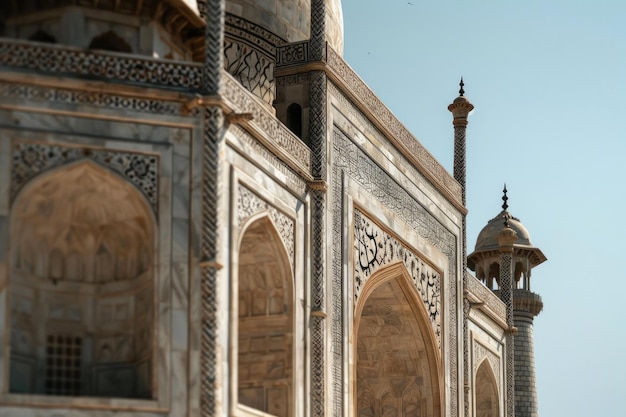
459;77;465;96
502;183;509;211
502;184;510;227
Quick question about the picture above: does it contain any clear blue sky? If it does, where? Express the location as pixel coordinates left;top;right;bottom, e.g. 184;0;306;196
342;1;626;416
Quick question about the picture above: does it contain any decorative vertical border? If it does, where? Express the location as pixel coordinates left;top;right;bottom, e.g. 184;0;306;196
309;0;326;62
500;250;515;417
200;1;224;416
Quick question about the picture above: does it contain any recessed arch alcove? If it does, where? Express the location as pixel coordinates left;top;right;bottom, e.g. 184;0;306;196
8;160;155;398
237;214;294;417
354;262;442;417
475;359;500;417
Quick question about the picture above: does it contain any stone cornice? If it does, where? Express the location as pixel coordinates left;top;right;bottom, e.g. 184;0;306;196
275;44;465;212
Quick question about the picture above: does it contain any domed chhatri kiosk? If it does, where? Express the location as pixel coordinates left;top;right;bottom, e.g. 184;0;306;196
468;187;547;417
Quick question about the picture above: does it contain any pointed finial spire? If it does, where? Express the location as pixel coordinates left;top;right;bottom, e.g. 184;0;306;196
459;77;465;96
502;184;509;211
502;184;510;227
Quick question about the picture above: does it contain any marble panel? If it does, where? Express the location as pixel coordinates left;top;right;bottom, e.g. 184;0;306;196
170;349;189;417
0;216;6;264
171;261;189;311
0;137;10;215
171;308;188;351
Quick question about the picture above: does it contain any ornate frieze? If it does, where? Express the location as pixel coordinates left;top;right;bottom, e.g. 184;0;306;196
276;41;309;67
11;141;159;213
326;49;462;205
236;184;295;268
276;73;311;87
224;14;283;58
0;82;185;116
353;209;442;346
0;39;203;91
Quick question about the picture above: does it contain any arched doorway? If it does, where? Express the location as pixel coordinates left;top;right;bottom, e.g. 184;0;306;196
8;161;154;398
475;360;499;417
237;216;294;417
354;263;442;417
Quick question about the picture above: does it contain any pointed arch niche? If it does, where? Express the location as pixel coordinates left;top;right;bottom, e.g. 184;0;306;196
237;215;294;417
354;263;442;417
8;161;155;399
475;360;500;417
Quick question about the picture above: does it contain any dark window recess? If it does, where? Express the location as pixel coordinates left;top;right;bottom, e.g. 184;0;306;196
88;30;132;53
286;103;303;138
29;30;56;43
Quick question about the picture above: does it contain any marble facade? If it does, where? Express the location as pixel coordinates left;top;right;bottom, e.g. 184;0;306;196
0;1;545;417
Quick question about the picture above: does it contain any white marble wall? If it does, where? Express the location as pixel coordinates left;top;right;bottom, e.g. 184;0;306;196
0;88;204;416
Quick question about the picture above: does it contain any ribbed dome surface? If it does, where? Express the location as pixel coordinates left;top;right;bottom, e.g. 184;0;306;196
474;210;533;252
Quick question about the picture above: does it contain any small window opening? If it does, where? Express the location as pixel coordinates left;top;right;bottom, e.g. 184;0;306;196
88;30;132;53
45;334;83;396
286;103;302;138
29;30;56;44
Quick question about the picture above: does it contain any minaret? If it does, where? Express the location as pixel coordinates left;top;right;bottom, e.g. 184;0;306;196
449;79;474;417
467;188;547;417
448;77;474;205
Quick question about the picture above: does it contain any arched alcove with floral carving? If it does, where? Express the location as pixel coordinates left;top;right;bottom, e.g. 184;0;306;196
237;216;294;417
8;161;154;398
354;263;442;417
475;359;500;417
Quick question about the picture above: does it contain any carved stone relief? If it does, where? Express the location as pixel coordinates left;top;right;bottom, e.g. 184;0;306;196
236;184;295;269
353;208;442;347
11;141;159;214
473;341;501;391
224;38;275;105
0;82;186;116
0;39;203;90
276;42;309;67
474;358;500;417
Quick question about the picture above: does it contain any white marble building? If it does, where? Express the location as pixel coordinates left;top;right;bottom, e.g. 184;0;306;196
0;1;545;417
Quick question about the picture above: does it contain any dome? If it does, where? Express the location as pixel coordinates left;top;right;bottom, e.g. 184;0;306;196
225;0;344;54
474;210;533;252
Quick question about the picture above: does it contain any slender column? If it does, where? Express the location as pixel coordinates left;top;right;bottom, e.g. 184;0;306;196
497;225;518;417
448;79;473;417
309;3;328;417
200;1;225;416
